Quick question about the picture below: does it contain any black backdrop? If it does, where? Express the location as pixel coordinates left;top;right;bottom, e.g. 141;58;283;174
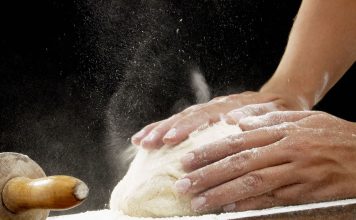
0;0;354;216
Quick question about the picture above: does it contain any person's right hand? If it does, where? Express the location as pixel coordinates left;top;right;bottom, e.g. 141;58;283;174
131;91;306;149
176;111;356;213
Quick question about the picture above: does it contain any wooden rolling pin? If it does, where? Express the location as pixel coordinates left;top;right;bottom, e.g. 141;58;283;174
0;152;89;220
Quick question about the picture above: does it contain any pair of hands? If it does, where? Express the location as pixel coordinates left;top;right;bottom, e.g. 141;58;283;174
132;92;356;213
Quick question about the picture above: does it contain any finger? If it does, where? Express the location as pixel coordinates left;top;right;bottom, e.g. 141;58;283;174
226;102;283;124
141;104;208;148
140;114;185;149
162;93;262;145
162;108;215;145
131;121;161;145
190;163;298;212
239;111;319;131
141;101;226;148
163;93;281;145
140;104;210;148
229;169;356;212
223;183;308;212
177;137;292;194
181;126;288;172
295;112;344;130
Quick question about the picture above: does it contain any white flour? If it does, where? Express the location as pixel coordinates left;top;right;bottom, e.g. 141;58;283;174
49;198;356;220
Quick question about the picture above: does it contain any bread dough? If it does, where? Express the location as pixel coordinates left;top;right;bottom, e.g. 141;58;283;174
110;122;242;217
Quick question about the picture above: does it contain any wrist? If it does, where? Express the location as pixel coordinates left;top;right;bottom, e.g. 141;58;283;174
259;77;313;111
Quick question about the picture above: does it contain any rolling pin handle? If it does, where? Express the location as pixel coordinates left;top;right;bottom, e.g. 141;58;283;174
2;175;89;213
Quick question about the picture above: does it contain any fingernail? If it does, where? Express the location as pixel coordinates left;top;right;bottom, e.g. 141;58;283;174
141;131;158;144
164;128;177;139
223;203;236;212
191;196;206;211
181;153;195;164
175;178;191;193
228;111;247;122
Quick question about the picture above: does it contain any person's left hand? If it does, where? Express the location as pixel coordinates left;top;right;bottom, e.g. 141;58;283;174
174;111;356;213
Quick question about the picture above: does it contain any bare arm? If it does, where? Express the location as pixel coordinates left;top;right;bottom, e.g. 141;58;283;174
133;0;356;148
261;0;356;109
176;0;356;212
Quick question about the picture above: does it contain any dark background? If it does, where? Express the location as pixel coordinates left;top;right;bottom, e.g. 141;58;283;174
0;0;354;216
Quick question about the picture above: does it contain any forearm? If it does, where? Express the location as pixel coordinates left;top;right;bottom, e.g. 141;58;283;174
261;0;356;109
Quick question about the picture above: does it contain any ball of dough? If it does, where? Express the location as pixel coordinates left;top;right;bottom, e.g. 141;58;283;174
110;122;242;217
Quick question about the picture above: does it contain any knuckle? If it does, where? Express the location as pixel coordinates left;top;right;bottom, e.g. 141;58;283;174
286;135;318;158
240;151;251;161
196;105;209;113
152;126;166;134
271;101;286;111
172;111;189;121
261;101;280;112
305;111;328;122
269;190;284;200
265;111;282;121
211;96;233;105
274;121;297;133
185;111;202;121
294;135;317;148
241;102;274;116
224;135;244;150
183;104;203;113
315;112;329;121
193;168;208;184
280;121;294;129
226;153;250;172
240;105;258;115
229;93;243;101
194;148;210;162
317;170;335;183
169;113;181;121
188;104;211;117
211;96;226;102
267;190;291;205
316;111;328;117
243;173;263;189
228;91;254;100
213;93;246;104
240;91;254;95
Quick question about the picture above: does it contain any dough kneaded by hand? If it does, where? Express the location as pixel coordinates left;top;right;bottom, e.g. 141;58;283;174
110;122;242;217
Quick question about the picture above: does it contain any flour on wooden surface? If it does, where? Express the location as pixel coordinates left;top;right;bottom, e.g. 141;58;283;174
48;199;356;220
